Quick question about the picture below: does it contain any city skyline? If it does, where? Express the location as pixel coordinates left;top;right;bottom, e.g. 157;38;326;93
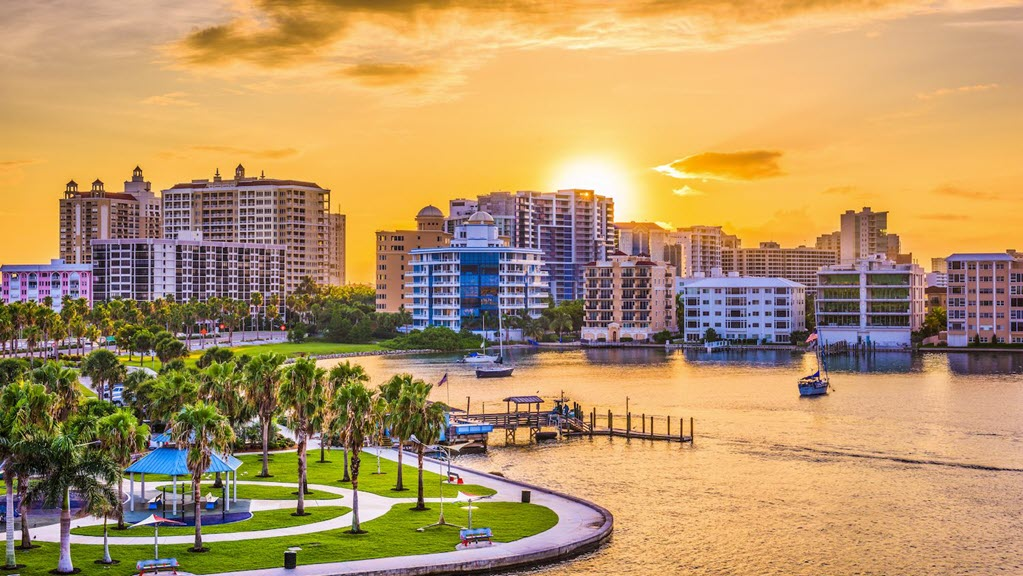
2;1;1021;284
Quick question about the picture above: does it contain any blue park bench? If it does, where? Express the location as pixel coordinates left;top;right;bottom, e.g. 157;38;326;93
136;558;179;576
205;494;219;510
459;527;493;547
147;494;163;510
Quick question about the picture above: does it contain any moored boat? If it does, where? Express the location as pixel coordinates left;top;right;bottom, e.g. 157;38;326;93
475;366;514;378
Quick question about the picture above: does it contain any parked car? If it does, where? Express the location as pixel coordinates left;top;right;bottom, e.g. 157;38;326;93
110;384;125;406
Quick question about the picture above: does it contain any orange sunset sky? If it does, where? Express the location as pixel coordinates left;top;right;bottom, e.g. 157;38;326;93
1;0;1020;284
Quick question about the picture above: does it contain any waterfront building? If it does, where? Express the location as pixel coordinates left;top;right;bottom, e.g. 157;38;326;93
680;272;805;343
327;212;346;286
838;207;898;265
925;285;947;313
816;255;925;347
59;166;162;264
580;252;676;343
615;222;668;258
664;225;741;278
91;231;285;304
721;242;838;295
945;251;1023;346
1;259;93;311
515;189;615;302
408;211;549;331
161;165;335;293
375;206;452;313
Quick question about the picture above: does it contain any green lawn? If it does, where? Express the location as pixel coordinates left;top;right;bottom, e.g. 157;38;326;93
116;341;385;371
5;501;556;576
156;483;343;501
71;506;351;538
236;450;496;499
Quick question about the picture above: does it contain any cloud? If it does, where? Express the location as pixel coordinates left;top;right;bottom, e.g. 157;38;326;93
672;185;705;197
933;184;999;200
916;83;999;100
655;150;784;182
0;159;43;185
142;91;198;107
165;0;1010;101
338;62;433;86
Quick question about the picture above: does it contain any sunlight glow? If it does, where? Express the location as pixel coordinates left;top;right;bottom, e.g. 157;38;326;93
551;157;633;216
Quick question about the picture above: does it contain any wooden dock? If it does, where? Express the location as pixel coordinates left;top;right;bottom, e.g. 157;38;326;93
466;403;694;445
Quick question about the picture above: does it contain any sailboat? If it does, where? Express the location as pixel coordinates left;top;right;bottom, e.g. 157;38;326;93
476;311;513;378
461;314;500;364
798;330;830;396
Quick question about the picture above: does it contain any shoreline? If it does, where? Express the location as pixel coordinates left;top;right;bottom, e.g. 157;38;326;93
199;450;613;576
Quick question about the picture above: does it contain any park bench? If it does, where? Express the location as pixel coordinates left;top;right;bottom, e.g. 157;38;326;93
147;494;163;510
459;527;493;547
136;557;179;576
204;493;219;510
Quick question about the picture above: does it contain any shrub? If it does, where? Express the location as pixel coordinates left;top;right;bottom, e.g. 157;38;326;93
651;330;672;344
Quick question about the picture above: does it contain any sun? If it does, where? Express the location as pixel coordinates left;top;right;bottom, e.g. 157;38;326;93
550;157;633;215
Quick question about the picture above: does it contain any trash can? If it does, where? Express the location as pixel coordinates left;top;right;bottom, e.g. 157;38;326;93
521;490;531;504
284;550;297;569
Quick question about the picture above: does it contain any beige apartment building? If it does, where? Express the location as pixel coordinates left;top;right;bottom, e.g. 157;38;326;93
722;242;838;295
327;212;346;286
945;251;1023;346
581;252;677;342
59;166;162;264
664;225;740;278
375;206;451;313
162;165;338;293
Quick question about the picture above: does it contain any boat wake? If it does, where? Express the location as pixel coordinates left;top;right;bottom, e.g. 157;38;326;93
769;442;1023;473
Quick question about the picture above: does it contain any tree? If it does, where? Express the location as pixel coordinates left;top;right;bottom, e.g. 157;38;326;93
150;371;199;425
704;327;719;343
30;427;118;574
279;358;325;516
250;292;264;340
327;362;369;482
97;409;150;529
30;361;81;421
549;310;573;341
379;373;418;492
920;306;947;339
405;382;444;511
334;378;376;533
81;349;125;402
200;361;251;488
0;381;55;568
169;402;234;552
243;352;285;477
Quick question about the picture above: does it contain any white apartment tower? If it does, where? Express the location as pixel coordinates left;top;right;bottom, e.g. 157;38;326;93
680;273;806;344
665;225;740;278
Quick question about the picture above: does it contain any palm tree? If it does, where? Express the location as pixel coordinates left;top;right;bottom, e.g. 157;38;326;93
243;352;285;477
405;382;445;511
250;292;263;341
30;361;81;421
81;349;125;402
549;310;573;341
149;371;199;426
83;487;117;565
334;378;376;533
30;427;118;574
279;358;325;516
327;362;369;482
169;402;234;552
0;381;55;568
379;373;417;492
97;409;150;529
200;362;251;488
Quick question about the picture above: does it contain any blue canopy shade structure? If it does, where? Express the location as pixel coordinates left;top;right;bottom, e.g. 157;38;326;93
124;447;243;514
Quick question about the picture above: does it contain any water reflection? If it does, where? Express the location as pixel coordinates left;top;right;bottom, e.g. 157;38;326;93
823;351;921;373
946;351;1023;375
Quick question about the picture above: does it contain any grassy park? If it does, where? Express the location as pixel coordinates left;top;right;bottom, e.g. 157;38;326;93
117;341;386;371
71;506;352;538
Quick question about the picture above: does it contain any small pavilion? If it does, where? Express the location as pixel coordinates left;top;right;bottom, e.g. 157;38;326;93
125;447;242;514
502;395;545;443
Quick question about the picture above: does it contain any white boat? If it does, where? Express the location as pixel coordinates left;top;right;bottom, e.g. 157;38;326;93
475;309;513;378
461;314;499;363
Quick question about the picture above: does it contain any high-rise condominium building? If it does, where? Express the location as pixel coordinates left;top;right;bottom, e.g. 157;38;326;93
92;231;285;304
945;251;1023;346
721;242;838;295
445;193;517;240
327;212;346;286
375;206;452;313
815;230;841;254
680;273;806;344
408;212;549;331
664;225;740;278
615;222;668;258
838;207;895;265
515;189;615;302
816;255;924;347
581;252;677;343
162;165;336;293
59;166;162;264
1;259;94;311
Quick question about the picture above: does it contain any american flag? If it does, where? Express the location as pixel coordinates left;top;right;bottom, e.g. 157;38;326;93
438;372;449;387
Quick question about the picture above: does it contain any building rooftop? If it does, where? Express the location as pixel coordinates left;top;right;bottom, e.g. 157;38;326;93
166;178;325;190
417;205;444;218
946;253;1018;261
682;276;806;289
466;211;495;224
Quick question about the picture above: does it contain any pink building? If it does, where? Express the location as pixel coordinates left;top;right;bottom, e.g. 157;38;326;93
1;259;93;311
946;251;1023;346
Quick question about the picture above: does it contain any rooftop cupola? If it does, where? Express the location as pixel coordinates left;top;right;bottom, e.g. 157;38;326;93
65;180;78;194
235;164;245;179
91;179;105;193
214;168;222;183
132;165;144;181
